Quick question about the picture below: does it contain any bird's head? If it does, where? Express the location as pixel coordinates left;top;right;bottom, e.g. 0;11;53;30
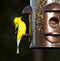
14;16;22;36
14;16;22;29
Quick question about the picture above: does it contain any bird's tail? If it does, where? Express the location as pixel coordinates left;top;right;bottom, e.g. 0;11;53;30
16;39;20;54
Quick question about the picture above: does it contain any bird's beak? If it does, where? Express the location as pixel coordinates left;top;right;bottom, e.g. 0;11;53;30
15;24;18;36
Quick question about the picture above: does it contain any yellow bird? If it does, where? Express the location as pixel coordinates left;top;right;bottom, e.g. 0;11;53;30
14;16;26;54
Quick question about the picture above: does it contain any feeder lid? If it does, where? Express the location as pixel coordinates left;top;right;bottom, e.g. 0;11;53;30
22;5;32;14
44;3;60;12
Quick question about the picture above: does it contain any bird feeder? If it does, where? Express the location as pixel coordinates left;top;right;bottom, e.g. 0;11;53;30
22;5;32;45
43;3;60;47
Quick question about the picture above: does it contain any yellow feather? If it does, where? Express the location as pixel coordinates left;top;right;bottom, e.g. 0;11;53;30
17;20;26;40
14;16;26;54
14;16;26;40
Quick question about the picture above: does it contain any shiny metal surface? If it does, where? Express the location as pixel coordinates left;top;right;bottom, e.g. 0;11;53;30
22;5;32;14
44;3;60;12
43;3;60;43
34;31;60;47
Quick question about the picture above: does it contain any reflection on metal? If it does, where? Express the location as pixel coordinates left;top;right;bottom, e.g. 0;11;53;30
30;0;47;48
22;0;60;47
22;5;32;14
47;0;53;4
30;1;60;47
44;2;60;11
43;3;60;47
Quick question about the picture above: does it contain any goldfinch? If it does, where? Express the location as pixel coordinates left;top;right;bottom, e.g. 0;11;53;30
14;16;26;54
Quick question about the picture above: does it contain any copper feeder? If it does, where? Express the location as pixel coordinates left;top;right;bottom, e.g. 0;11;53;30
43;3;60;47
